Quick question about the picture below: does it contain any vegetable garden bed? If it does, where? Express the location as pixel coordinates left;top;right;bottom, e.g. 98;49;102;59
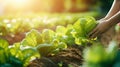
1;12;120;67
27;26;120;67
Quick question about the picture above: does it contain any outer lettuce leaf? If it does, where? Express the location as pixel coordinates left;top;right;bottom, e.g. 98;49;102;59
73;18;86;37
0;39;9;49
0;39;9;64
84;16;97;33
21;29;42;47
65;24;75;45
37;43;56;56
42;29;55;43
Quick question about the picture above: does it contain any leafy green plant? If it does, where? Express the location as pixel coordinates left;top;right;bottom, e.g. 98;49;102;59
10;21;31;34
72;16;97;45
55;25;75;45
0;38;40;67
21;29;67;56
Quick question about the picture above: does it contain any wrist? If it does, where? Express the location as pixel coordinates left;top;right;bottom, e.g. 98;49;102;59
100;18;107;20
107;11;120;26
103;17;109;20
115;0;120;2
106;19;116;27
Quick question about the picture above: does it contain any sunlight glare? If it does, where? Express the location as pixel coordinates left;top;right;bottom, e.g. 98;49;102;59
12;0;28;7
4;0;30;8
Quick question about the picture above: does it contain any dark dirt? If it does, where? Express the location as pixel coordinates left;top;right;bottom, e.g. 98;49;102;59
0;33;25;45
28;45;85;67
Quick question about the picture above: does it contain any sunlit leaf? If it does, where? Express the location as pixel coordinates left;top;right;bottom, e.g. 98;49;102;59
42;29;55;43
0;38;9;49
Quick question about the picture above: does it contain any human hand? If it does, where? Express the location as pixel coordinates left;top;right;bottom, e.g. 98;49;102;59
89;19;112;38
100;26;115;45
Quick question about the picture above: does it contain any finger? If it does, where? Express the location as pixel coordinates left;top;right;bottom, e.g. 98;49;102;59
88;28;98;37
90;31;100;38
103;33;112;42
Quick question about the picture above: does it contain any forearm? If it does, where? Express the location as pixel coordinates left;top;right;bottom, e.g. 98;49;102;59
107;11;120;26
104;0;120;20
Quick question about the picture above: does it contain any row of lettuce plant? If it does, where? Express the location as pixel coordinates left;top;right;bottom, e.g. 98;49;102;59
0;16;98;67
20;16;98;56
0;12;99;36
